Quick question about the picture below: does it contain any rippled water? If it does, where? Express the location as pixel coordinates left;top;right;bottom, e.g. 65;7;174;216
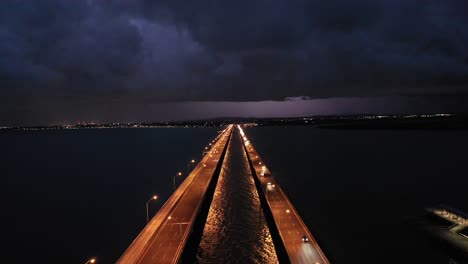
6;127;465;263
196;130;278;263
1;128;218;263
247;127;468;264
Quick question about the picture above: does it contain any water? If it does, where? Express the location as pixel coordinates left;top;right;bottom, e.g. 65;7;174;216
2;127;467;263
196;130;278;263
1;128;217;263
246;126;468;264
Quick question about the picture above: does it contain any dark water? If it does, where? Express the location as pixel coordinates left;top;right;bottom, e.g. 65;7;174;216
196;130;278;263
246;127;468;264
2;127;467;263
1;128;217;263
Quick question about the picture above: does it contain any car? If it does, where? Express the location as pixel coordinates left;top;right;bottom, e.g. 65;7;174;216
302;234;309;242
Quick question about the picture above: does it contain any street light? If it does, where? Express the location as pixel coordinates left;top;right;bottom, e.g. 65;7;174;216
84;258;96;264
146;195;158;222
187;159;195;174
173;172;182;191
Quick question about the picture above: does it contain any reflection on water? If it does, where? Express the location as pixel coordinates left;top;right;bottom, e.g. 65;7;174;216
196;130;278;263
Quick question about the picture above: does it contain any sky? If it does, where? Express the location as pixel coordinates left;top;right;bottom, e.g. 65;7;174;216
1;0;468;125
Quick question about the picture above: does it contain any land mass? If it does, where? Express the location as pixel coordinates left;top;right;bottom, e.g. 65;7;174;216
2;113;468;131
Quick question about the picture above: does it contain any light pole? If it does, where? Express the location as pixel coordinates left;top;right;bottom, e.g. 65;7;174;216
146;195;158;222
187;159;195;175
84;258;96;264
173;172;182;191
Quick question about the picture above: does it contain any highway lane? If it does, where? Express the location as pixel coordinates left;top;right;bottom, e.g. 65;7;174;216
117;125;233;264
238;125;330;264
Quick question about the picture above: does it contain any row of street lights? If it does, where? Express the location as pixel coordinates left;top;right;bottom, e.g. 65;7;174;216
83;133;226;263
150;134;222;222
146;168;184;223
239;126;297;233
147;134;223;227
146;146;214;223
146;151;210;222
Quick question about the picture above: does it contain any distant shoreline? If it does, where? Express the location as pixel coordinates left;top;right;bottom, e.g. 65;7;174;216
315;118;468;130
2;114;468;131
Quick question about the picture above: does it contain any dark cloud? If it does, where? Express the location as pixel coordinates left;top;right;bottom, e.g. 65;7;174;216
1;0;468;124
134;0;468;98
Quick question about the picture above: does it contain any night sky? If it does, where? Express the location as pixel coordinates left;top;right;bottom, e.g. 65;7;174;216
1;0;468;125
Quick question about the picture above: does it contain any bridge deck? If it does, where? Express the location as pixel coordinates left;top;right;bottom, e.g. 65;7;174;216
430;208;468;226
117;125;233;264
238;126;330;264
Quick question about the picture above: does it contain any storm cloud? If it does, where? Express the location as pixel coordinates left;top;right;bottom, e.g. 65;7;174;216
1;0;468;123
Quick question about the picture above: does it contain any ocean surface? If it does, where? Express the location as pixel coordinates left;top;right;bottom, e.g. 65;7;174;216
1;128;217;263
247;126;468;264
1;127;467;263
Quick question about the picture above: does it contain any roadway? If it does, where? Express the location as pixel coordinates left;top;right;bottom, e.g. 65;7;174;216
117;125;233;264
238;125;330;264
428;207;468;254
431;208;468;226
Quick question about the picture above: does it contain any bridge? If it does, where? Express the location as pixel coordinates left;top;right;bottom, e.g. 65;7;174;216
431;208;468;227
423;207;468;258
117;124;329;263
239;125;330;264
